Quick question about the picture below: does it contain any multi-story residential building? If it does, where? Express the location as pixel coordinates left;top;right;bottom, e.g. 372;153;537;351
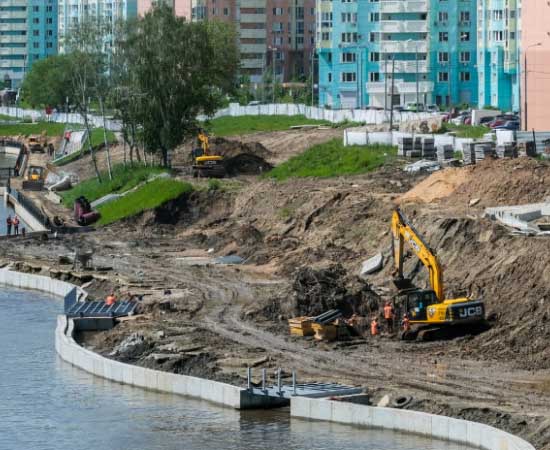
191;0;315;84
58;0;138;53
317;0;477;109
521;0;548;131
477;0;521;111
138;0;191;20
0;0;58;88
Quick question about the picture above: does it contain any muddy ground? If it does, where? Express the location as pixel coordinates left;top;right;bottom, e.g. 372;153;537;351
2;129;550;449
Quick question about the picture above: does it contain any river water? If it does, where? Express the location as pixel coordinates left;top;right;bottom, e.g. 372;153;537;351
0;287;476;450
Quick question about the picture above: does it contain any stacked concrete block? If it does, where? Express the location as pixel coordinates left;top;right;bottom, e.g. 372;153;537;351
462;142;476;165
436;144;454;161
496;143;518;158
421;138;436;160
518;141;537;157
474;143;495;161
398;137;413;157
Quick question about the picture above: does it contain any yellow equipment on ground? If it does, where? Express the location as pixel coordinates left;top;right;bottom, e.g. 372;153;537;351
391;208;486;340
22;165;46;190
191;131;226;178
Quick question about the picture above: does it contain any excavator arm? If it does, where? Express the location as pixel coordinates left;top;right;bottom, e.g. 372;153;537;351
391;208;444;301
197;132;210;156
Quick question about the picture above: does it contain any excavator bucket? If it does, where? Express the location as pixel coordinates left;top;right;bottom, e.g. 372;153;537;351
393;277;415;291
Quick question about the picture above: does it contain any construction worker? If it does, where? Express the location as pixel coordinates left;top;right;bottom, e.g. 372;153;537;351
401;314;411;332
13;216;19;236
105;292;117;306
383;301;395;333
370;317;379;336
6;215;12;235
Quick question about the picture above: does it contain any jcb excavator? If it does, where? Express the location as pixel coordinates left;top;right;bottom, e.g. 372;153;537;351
391;208;486;340
191;130;226;178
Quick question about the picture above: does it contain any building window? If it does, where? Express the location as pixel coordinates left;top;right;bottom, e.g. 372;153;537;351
273;7;283;15
328;73;332;82
459;51;470;62
370;72;380;82
321;32;330;41
438;12;448;21
342;12;358;23
492;10;503;20
461;32;470;41
341;72;356;82
224;8;229;15
369;12;379;21
341;52;357;63
460;72;471;82
369;32;377;42
492;31;503;41
438;72;448;82
369;52;380;62
459;11;470;22
438;52;449;62
327;52;332;63
341;32;358;43
439;32;448;42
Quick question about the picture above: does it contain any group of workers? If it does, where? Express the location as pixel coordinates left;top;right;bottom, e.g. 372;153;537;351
370;301;410;336
5;215;24;236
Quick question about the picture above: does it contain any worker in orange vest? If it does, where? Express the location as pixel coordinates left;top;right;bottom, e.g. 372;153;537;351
383;301;395;333
401;314;411;332
370;317;379;336
105;293;117;306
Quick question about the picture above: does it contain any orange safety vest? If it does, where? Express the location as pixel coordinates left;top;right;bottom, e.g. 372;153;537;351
402;317;410;331
371;320;379;336
384;305;394;320
105;295;116;306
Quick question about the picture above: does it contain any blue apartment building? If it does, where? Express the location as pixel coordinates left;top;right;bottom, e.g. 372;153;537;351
27;0;58;69
317;0;478;109
477;0;520;111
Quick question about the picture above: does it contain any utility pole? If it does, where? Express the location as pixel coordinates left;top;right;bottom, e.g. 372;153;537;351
357;50;361;108
415;43;419;111
389;57;396;131
384;57;388;113
272;47;277;104
310;48;315;105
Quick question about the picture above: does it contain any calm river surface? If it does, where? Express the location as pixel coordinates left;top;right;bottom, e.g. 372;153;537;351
0;287;477;450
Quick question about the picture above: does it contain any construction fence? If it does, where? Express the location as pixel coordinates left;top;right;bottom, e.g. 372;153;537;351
209;103;436;125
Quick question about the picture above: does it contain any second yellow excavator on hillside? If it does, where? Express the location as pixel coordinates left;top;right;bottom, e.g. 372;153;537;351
191;130;226;178
391;208;486;340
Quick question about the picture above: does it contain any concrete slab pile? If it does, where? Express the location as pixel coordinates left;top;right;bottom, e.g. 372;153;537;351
437;145;454;161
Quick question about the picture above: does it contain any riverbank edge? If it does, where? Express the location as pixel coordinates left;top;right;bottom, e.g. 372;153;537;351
0;267;537;450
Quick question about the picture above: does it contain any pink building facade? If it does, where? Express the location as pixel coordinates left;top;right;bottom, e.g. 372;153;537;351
138;0;191;20
522;1;550;131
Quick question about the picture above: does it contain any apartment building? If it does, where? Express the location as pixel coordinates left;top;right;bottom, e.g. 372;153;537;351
521;0;549;131
477;0;521;111
191;0;315;84
138;0;191;20
0;0;58;88
58;0;138;53
318;0;477;109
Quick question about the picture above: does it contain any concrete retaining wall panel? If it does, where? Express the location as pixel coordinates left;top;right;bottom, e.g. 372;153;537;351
290;397;535;450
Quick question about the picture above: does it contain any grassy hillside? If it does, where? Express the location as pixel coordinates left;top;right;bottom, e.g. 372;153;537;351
207;115;330;137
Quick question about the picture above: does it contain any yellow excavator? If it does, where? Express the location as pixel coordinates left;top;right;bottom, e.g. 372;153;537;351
391;208;486;340
191;130;226;178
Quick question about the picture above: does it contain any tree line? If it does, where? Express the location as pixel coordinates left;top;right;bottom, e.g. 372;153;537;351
22;5;239;180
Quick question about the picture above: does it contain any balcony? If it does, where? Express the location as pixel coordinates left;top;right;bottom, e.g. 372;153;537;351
241;58;264;69
379;40;427;53
381;60;428;73
367;81;434;94
379;20;427;33
380;0;428;13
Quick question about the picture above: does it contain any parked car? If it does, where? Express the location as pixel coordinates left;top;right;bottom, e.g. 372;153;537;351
406;103;425;112
451;112;470;125
479;116;496;125
489;114;519;128
426;104;440;113
247;101;262;106
493;120;520;131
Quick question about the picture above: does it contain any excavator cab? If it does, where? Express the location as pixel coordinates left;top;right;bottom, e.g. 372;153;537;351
395;288;439;322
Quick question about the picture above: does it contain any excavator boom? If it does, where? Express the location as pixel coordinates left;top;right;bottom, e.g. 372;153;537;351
391;208;444;301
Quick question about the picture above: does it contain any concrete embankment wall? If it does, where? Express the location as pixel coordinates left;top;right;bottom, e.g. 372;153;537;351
0;268;271;410
4;191;47;232
291;397;535;450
